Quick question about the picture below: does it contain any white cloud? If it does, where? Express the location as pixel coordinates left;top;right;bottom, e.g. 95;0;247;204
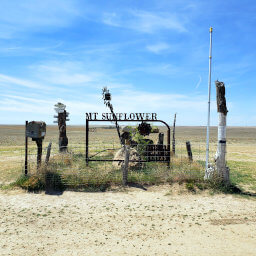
102;12;120;27
0;74;52;90
146;42;170;54
1;88;241;126
0;94;104;122
0;98;54;115
117;63;180;76
0;89;211;125
30;62;103;86
2;94;53;105
130;10;187;33
0;42;65;56
102;10;187;33
29;61;133;90
113;90;207;113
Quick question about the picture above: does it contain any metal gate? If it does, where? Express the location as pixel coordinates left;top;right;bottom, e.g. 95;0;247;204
85;118;171;167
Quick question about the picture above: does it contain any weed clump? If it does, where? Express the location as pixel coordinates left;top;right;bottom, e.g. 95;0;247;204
15;175;44;192
185;182;196;193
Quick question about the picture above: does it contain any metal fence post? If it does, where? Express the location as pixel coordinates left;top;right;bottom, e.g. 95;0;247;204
86;118;89;166
25;121;28;176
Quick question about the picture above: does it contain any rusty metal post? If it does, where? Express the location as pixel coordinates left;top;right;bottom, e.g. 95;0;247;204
25;121;28;176
172;113;176;155
167;127;171;168
86;118;89;166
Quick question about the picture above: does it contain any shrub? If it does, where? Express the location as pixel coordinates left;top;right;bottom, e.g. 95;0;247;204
15;175;44;192
185;182;196;193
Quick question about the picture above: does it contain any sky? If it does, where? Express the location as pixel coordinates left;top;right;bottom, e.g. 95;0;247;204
0;0;255;126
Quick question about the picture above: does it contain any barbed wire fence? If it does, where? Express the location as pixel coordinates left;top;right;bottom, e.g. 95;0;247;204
1;138;219;187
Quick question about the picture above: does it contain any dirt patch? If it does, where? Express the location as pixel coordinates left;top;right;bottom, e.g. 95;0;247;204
0;185;256;256
209;218;256;225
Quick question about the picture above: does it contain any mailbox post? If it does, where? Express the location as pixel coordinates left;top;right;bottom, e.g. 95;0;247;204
25;121;46;173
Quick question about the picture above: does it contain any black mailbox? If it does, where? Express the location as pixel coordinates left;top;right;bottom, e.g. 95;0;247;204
26;121;46;139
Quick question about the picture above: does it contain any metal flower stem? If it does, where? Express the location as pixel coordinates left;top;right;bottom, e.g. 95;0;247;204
102;88;122;145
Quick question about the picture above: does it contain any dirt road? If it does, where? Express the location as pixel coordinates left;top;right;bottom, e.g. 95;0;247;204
0;185;256;256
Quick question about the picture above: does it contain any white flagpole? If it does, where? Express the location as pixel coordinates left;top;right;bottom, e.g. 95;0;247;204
205;27;213;178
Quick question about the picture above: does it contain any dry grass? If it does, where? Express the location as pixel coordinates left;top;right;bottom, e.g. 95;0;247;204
0;125;255;192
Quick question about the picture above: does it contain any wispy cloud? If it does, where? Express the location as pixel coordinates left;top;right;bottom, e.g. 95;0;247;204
2;94;53;105
195;75;202;89
0;93;104;118
29;61;133;90
117;63;180;76
0;89;211;125
102;10;187;33
102;12;120;27
0;74;52;90
130;10;187;33
146;42;170;54
113;90;207;113
36;65;98;85
29;61;105;86
0;42;64;56
0;97;54;115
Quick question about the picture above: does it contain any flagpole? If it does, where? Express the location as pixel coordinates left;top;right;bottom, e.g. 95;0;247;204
205;27;213;178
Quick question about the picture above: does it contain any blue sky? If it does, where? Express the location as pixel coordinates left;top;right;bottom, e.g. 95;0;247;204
0;0;255;126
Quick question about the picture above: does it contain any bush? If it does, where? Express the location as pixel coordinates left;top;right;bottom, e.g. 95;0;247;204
15;175;44;192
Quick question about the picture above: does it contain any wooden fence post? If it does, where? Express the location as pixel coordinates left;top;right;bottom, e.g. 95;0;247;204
122;145;130;185
186;141;193;161
45;142;52;164
215;80;229;183
58;110;68;152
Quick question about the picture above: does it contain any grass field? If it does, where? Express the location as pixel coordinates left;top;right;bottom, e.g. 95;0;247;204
0;125;255;192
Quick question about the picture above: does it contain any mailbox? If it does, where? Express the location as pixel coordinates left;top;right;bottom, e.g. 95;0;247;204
26;121;46;139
